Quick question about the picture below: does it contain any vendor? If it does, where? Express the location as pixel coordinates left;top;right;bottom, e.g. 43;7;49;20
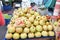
3;2;12;12
13;0;22;9
14;0;22;3
2;0;12;5
43;0;56;12
53;0;60;40
42;0;56;16
55;22;60;40
30;2;38;11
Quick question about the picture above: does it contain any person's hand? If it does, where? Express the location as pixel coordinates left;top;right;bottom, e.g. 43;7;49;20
58;22;60;26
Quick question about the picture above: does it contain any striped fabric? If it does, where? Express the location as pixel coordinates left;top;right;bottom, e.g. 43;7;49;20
53;0;60;16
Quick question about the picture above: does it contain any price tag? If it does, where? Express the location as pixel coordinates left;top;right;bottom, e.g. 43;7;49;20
15;4;20;7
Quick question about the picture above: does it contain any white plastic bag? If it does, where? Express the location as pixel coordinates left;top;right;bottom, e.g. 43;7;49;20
15;4;21;7
22;0;31;9
30;0;43;5
0;1;3;10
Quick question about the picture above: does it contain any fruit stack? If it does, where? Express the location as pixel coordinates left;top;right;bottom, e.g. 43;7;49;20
53;19;60;32
54;19;60;26
5;8;55;40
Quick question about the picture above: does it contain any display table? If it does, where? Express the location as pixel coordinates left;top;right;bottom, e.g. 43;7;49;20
4;8;56;40
4;36;55;40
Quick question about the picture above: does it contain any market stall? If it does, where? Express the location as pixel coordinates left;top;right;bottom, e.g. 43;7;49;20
4;8;56;40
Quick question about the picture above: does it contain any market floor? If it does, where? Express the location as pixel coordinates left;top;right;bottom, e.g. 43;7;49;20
0;26;7;40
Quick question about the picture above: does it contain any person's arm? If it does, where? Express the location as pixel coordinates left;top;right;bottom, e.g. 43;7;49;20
43;0;48;5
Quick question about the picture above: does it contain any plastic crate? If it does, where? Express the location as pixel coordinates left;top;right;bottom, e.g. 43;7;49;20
5;19;10;25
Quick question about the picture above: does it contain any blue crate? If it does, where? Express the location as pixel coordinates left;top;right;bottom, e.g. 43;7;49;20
5;19;10;25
